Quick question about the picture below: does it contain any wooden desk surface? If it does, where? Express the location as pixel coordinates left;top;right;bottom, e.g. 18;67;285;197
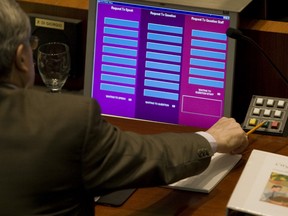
95;117;288;216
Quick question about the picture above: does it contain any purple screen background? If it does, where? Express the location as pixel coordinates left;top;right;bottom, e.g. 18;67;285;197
92;1;230;128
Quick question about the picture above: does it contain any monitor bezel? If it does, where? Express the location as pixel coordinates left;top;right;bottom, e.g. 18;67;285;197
84;0;239;127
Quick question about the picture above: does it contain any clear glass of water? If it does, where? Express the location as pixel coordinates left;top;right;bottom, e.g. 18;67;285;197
37;42;70;93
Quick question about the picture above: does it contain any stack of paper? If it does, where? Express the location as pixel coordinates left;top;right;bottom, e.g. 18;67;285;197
167;153;242;193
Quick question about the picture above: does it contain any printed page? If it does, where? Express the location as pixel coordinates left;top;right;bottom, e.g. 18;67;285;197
167;153;242;193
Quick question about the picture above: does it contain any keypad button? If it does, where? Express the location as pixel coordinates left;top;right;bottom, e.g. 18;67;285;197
271;121;280;129
252;108;261;116
277;100;285;108
262;121;269;128
249;118;257;126
263;109;271;117
274;110;282;118
255;98;264;106
266;99;274;107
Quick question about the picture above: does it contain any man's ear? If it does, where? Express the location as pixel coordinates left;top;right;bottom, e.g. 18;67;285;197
15;44;29;73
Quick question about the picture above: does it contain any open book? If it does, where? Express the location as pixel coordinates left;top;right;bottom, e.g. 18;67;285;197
166;153;242;193
227;150;288;216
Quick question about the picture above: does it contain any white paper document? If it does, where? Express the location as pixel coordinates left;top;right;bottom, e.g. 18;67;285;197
167;153;242;193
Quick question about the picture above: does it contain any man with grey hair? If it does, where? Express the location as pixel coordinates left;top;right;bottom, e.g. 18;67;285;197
0;0;248;215
0;0;35;87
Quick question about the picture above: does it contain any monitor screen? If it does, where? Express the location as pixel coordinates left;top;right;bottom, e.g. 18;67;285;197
84;0;239;128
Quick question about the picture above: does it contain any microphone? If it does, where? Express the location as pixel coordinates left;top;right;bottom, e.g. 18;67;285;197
226;27;288;85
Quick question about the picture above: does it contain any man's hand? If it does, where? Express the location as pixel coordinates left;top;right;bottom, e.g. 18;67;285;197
206;117;248;154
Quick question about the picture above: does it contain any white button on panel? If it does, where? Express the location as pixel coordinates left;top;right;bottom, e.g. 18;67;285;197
267;99;274;107
274;110;282;118
252;108;261;115
263;109;271;117
255;98;264;106
277;100;285;108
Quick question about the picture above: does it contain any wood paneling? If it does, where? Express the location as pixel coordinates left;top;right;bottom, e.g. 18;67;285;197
233;19;288;122
17;0;88;20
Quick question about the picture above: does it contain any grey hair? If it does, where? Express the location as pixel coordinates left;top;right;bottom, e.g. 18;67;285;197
0;0;31;78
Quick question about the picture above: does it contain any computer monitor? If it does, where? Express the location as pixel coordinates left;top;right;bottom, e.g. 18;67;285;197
84;0;239;128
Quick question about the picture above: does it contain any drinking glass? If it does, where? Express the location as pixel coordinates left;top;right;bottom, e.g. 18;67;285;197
37;42;71;93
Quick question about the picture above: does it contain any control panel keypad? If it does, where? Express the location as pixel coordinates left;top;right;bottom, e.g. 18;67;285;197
242;95;288;136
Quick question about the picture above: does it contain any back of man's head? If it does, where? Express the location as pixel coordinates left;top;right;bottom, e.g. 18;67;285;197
0;0;31;79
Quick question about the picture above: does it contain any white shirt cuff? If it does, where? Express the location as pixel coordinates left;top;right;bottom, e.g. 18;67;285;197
196;131;217;154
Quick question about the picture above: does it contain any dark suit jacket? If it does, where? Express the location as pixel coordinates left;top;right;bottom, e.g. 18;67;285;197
0;85;212;215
